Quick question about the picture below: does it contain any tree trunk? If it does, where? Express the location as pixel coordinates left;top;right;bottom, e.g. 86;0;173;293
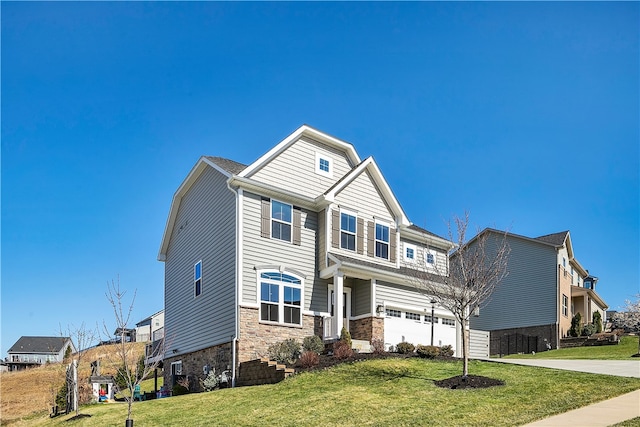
462;322;469;377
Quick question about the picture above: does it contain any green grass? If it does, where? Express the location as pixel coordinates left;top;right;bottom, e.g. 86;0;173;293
115;376;164;399
16;358;640;427
503;335;640;360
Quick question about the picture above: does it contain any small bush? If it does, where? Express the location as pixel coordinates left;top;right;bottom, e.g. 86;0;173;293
396;342;415;354
268;338;302;365
202;371;219;391
340;327;352;348
570;313;582;337
171;384;189;396
416;345;440;359
371;338;385;354
439;345;454;357
582;323;596;337
302;335;324;354
593;311;603;334
333;340;353;360
298;351;320;368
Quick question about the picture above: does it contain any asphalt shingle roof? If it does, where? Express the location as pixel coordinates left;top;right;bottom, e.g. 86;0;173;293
8;336;70;354
534;231;569;247
206;156;247;175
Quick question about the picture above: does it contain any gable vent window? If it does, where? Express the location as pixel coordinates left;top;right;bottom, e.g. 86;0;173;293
315;152;333;177
194;261;202;297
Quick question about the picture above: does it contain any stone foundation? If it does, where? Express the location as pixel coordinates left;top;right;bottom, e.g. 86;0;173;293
237;306;317;363
163;341;233;392
349;316;384;342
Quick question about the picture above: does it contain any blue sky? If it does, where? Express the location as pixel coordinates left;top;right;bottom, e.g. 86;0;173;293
2;2;638;356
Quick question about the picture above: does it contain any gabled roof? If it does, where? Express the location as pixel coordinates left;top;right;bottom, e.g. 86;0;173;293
8;336;71;354
206;156;247;175
534;231;569;247
238;125;361;178
321;156;410;226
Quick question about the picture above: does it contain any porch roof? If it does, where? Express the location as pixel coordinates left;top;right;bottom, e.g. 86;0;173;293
571;286;608;311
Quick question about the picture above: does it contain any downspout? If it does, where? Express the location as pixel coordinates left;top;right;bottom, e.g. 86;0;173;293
227;180;242;387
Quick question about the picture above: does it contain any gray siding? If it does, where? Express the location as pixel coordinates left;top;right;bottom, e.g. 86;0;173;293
164;166;236;356
399;238;448;276
250;136;355;197
350;278;372;317
470;234;558;331
241;192;327;313
376;280;438;310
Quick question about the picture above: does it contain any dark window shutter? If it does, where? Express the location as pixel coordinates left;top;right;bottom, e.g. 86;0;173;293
293;208;302;246
331;209;340;249
261;198;270;238
390;227;397;262
357;218;364;255
367;221;374;257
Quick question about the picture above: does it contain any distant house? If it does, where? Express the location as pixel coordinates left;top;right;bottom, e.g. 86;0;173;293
5;336;76;371
135;310;164;342
158;125;468;388
466;229;608;354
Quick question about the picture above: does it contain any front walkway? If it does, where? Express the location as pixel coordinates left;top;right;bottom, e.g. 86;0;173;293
485;358;640;426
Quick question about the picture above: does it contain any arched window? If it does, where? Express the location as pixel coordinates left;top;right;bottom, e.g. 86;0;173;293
259;271;303;326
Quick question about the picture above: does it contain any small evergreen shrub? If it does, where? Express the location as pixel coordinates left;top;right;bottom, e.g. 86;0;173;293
298;351;320;368
333;340;353;360
416;345;440;359
171;384;189;396
581;323;596;337
371;338;386;354
202;370;219;391
570;313;582;337
439;345;454;357
593;311;603;333
396;342;415;354
268;338;302;365
302;335;324;354
340;327;352;348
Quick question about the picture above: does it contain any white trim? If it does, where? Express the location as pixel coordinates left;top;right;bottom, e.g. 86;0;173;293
237;188;244;318
315;151;333;177
374;221;390;260
371;279;377;318
351;313;373;321
256;269;304;326
270;199;293;243
339;208;358;252
240;302;260;309
328;283;351;333
303;310;331;317
403;242;417;263
194;260;203;298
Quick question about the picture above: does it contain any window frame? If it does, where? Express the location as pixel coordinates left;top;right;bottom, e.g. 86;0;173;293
271;199;293;242
258;271;303;327
315;152;333;177
385;308;401;318
194;260;202;297
405;312;421;321
375;221;390;260
442;318;455;326
404;243;416;262
340;209;357;252
562;294;568;317
425;249;437;268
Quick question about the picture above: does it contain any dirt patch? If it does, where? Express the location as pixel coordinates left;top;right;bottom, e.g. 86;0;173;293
434;375;505;389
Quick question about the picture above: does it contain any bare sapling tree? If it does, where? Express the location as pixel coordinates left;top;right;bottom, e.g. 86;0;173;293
105;278;165;427
411;213;510;377
59;322;99;416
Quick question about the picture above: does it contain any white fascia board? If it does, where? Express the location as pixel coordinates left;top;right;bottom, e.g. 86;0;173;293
238;125;361;179
158;157;231;261
569;257;588;277
228;176;318;210
400;225;454;251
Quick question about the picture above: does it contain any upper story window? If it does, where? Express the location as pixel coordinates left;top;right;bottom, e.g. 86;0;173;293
562;257;566;268
375;223;389;259
340;212;357;251
571;267;574;284
315;152;333;177
194;261;202;297
562;294;568;317
259;272;302;326
271;200;292;242
404;243;416;262
425;249;436;266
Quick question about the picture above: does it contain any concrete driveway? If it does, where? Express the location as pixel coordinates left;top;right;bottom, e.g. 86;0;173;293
487;358;640;378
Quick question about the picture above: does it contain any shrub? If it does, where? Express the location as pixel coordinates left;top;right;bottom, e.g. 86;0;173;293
440;345;454;357
371;338;386;354
268;338;302;365
416;345;440;359
298;351;320;368
202;371;219;391
570;313;582;337
171;384;189;396
396;342;415;354
340;327;352;348
333;340;353;360
302;335;324;354
593;311;603;333
582;323;596;337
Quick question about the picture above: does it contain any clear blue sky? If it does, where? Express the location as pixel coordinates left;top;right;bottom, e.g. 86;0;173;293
2;2;638;357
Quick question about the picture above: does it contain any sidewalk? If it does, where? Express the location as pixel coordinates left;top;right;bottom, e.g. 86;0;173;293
485;358;640;426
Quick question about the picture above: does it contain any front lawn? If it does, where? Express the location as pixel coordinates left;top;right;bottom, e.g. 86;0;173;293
504;335;640;360
17;357;640;427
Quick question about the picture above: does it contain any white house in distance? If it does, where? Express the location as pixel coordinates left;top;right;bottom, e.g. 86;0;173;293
158;125;472;387
135;309;164;343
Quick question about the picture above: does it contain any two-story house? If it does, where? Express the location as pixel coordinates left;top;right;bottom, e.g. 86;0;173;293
135;309;164;343
158;125;461;386
467;229;608;354
5;336;76;371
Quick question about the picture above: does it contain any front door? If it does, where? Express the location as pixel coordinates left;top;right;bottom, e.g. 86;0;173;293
328;285;351;333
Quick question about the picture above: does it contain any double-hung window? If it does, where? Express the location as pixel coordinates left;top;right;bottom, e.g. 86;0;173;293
426;251;435;265
340;212;356;251
194;261;202;297
260;272;302;326
271;200;292;242
562;294;568;317
375;223;389;259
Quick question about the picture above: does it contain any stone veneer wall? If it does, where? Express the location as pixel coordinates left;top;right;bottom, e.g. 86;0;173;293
238;306;320;363
163;341;233;392
349;316;384;342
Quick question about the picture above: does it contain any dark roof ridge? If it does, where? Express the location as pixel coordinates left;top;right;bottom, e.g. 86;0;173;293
205;156;247;175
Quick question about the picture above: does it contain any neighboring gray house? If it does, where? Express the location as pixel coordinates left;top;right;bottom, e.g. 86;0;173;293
5;336;76;371
158;125;461;387
135;309;164;343
467;229;608;354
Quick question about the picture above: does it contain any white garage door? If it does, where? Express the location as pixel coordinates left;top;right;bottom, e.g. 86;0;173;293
383;308;457;351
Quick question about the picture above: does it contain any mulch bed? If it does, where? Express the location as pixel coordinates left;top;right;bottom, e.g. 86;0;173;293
292;352;505;389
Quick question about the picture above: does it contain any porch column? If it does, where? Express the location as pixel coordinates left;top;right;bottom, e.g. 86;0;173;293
334;271;344;337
